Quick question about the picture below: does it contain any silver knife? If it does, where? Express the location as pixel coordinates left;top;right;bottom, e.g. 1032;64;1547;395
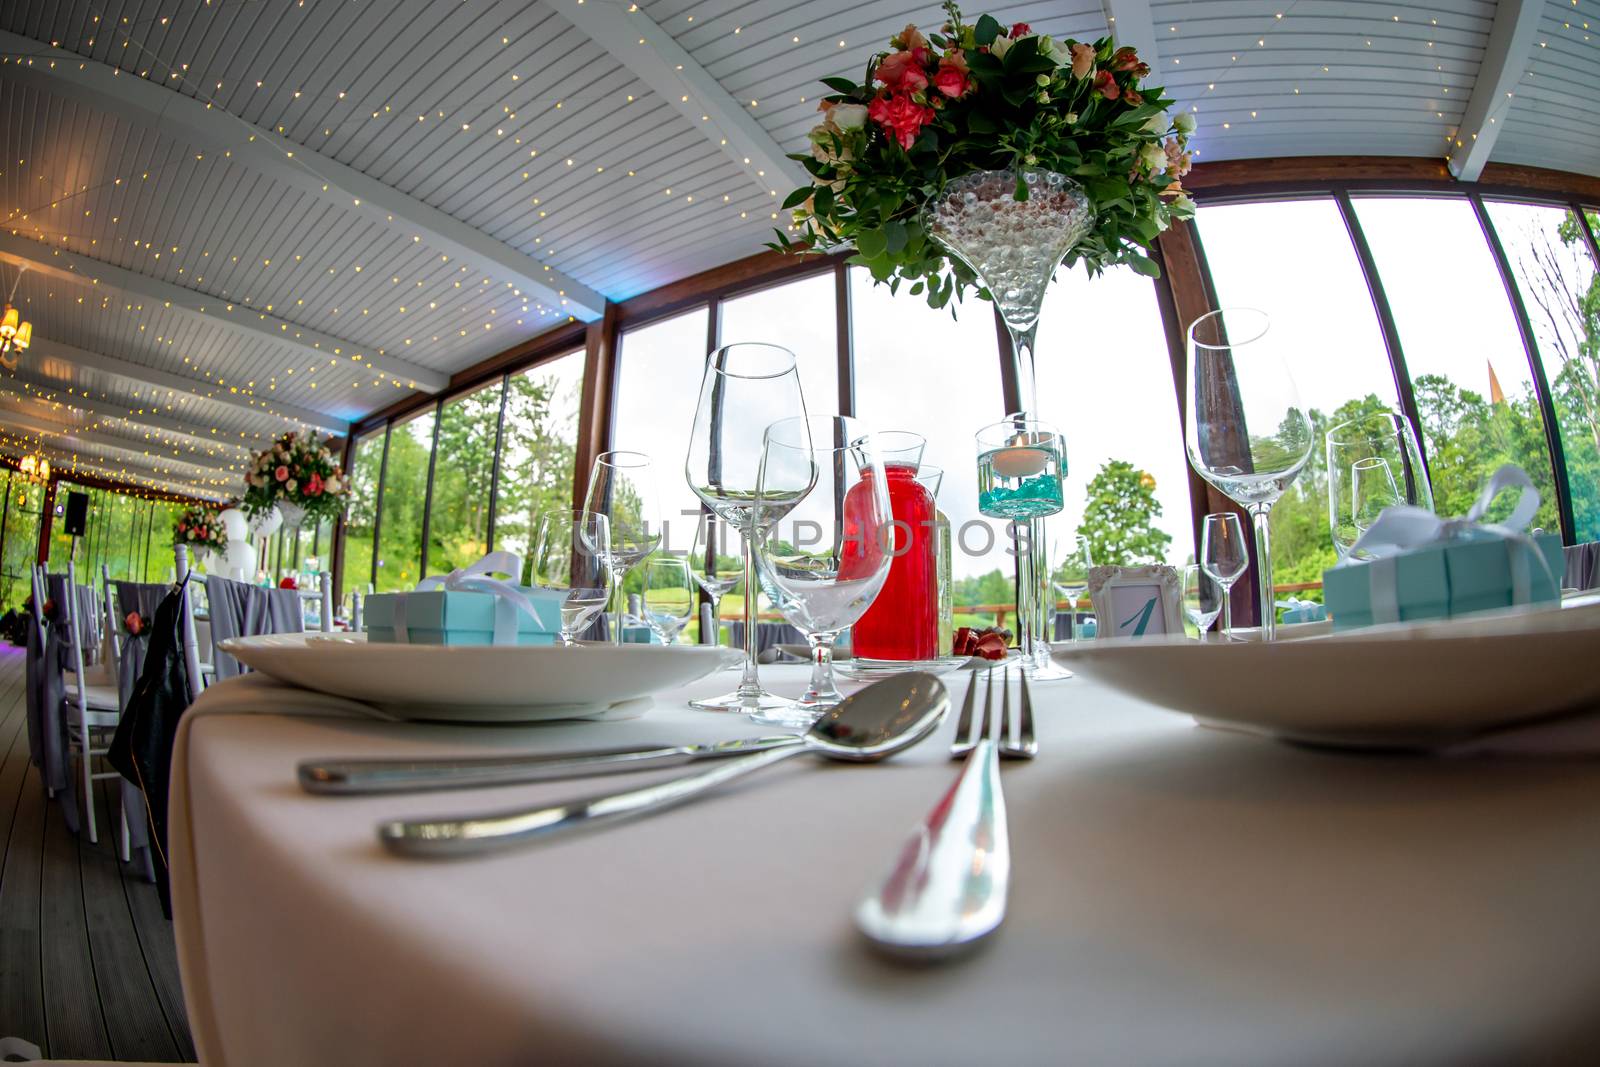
297;735;805;795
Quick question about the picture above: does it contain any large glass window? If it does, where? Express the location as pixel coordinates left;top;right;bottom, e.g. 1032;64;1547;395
1198;198;1401;594
850;267;1009;624
341;430;385;596
493;351;585;564
374;409;435;592
1035;266;1193;572
719;272;840;418
0;472;42;610
427;381;504;575
1486;200;1600;541
1355;197;1561;531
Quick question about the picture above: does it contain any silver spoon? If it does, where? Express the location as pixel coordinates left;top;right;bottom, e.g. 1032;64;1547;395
378;672;949;858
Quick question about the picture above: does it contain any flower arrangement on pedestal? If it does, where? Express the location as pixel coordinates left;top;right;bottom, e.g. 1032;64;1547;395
243;431;348;528
774;1;1195;308
173;506;224;549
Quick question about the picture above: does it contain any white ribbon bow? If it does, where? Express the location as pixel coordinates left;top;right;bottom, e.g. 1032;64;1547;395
1345;463;1552;624
388;550;545;645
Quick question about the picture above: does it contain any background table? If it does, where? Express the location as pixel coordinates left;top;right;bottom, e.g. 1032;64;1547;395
170;663;1600;1066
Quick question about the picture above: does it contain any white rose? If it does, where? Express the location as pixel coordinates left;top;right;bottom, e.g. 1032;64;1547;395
324;476;343;494
1040;35;1070;66
831;103;868;130
1174;112;1197;135
1140;142;1167;173
286;479;298;493
1143;110;1170;134
990;34;1013;59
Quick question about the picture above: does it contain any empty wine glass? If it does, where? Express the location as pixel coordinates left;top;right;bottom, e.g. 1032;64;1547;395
1350;457;1403;539
1184;308;1313;641
1201;512;1249;640
582;451;663;645
531;509;610;645
1327;410;1433;559
754;416;893;724
685;342;809;714
641;556;695;644
1183;564;1222;642
687;512;739;645
1053;534;1093;642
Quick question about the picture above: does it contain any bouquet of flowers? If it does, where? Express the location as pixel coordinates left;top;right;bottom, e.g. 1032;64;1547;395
243;431;348;524
174;506;224;548
775;1;1195;308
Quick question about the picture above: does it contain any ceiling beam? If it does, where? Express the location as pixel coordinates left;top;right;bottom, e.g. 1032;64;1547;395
0;31;605;322
1102;0;1160;72
0;232;449;393
1447;0;1544;182
0;396;247;475
545;0;807;201
28;337;348;435
0;372;258;457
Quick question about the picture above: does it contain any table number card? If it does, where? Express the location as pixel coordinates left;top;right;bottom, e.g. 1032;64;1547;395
1087;565;1184;638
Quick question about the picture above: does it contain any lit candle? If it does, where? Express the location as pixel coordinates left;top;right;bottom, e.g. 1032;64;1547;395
990;434;1049;479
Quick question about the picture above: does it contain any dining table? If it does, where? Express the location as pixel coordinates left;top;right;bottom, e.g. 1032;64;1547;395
168;660;1600;1066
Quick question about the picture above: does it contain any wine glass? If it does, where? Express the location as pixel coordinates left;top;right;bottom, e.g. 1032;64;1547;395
1327;410;1432;559
685;343;809;714
640;556;694;644
1201;512;1249;640
1182;564;1221;642
531;509;610;645
754;416;893;724
975;416;1066;675
1052;534;1093;642
1184;308;1313;641
582;451;662;645
687;512;739;646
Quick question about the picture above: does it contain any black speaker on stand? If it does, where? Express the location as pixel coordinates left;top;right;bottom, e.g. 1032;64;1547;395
63;490;89;562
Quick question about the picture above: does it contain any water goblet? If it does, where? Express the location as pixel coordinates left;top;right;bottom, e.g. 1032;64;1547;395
1183;564;1222;642
1327;410;1432;560
687;513;739;646
582;451;663;644
1350;457;1403;540
1184;308;1313;640
530;509;610;645
1052;534;1093;642
754;415;893;725
641;556;695;644
1201;512;1249;640
685;342;810;714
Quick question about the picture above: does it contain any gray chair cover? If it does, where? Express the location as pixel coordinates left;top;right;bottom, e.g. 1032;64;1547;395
46;574;102;670
27;610;81;833
204;576;304;679
1565;542;1600;591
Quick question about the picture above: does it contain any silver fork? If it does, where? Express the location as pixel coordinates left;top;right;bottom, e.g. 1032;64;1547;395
950;665;1037;760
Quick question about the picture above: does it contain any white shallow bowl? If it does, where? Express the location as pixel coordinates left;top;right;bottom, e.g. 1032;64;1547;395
1054;601;1600;748
218;633;742;723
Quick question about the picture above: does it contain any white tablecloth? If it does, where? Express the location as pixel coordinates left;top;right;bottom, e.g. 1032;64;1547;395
169;664;1600;1066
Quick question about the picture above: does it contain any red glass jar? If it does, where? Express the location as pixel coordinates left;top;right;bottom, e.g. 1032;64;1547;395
848;435;937;661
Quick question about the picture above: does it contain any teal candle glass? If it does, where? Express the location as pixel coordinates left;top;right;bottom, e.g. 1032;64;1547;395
975;418;1066;520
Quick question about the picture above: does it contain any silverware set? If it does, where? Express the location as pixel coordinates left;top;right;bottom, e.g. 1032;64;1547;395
301;665;1038;957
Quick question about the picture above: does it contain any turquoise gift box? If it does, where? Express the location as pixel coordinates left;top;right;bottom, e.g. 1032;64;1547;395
364;586;566;645
621;622;666;645
1323;530;1562;631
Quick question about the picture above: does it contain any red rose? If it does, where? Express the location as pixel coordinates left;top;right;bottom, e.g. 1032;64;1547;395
279;576;299;590
932;53;970;99
306;473;324;497
124;611;144;636
1009;22;1032;38
1093;70;1120;100
874;49;929;93
868;92;935;149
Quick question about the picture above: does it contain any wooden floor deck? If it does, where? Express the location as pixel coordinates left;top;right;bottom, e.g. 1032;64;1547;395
0;644;195;1062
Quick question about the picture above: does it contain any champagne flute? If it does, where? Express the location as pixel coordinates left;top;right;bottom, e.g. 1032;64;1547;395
687;512;739;645
1350;457;1403;539
1201;512;1249;640
754;416;893;724
1183;564;1221;642
1052;534;1092;642
641;556;694;644
582;451;663;644
531;509;610;645
1184;309;1313;641
685;343;809;713
1327;410;1432;560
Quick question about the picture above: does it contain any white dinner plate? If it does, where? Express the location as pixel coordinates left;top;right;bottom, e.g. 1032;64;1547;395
1053;601;1600;748
217;633;742;723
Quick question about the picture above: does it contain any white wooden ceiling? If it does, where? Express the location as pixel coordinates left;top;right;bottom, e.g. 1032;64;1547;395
0;0;1596;500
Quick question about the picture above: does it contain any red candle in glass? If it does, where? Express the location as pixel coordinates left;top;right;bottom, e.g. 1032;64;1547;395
847;434;937;661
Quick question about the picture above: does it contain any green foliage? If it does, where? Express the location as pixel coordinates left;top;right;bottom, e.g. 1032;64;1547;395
773;2;1195;312
1078;459;1171;565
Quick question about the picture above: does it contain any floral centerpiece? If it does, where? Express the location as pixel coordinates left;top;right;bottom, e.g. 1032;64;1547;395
243;430;348;528
777;0;1194;313
174;506;224;549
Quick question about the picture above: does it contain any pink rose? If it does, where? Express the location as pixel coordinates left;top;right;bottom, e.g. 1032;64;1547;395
1093;70;1120;100
1070;42;1095;80
124;611;144;636
932;53;970;98
275;464;289;482
1110;46;1149;77
1164;138;1192;178
868;92;935;150
1009;22;1032;38
892;24;927;51
177;523;187;534
875;49;929;93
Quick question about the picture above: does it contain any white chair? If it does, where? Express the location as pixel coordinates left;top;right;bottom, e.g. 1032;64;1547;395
60;561;124;846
